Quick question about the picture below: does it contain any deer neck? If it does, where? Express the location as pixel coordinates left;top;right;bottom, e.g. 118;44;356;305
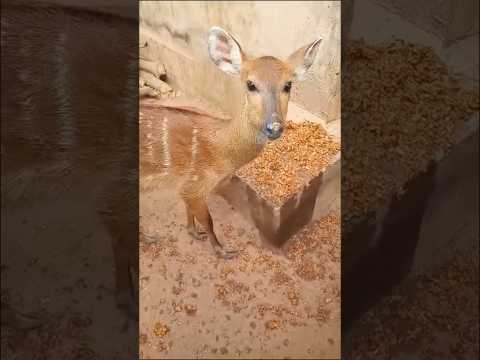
220;96;267;171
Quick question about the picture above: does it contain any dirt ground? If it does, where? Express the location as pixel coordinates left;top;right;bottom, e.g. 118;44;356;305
344;245;479;359
139;185;341;359
1;181;136;359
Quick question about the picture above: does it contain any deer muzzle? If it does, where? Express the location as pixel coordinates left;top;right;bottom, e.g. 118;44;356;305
263;93;284;140
265;120;284;140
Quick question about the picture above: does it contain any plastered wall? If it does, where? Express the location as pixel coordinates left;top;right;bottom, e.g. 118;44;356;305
139;1;341;124
371;0;479;44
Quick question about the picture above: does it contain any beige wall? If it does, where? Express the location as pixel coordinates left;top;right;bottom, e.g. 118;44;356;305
139;1;341;123
371;0;479;43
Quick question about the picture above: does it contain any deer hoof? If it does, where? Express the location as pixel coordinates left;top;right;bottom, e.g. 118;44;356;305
216;246;239;260
1;306;45;330
116;290;138;321
187;226;207;241
143;234;160;243
17;313;44;330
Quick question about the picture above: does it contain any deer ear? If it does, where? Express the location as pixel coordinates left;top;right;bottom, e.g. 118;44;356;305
208;26;245;76
287;38;322;81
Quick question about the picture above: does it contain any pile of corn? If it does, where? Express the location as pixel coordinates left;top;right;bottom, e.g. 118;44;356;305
343;39;479;220
238;121;340;205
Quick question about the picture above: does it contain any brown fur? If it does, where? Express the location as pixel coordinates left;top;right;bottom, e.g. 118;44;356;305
141;28;321;260
141;60;296;259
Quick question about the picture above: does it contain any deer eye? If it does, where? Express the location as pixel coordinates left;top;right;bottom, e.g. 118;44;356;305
283;81;292;93
246;80;257;92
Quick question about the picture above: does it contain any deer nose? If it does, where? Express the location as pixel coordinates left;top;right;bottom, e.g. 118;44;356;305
265;121;283;140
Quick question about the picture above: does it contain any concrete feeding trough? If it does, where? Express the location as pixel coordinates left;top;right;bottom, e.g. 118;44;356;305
225;154;339;250
342;116;478;330
217;120;341;251
340;32;478;331
339;0;479;338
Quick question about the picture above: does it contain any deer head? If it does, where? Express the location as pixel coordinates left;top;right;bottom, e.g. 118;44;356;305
208;26;322;142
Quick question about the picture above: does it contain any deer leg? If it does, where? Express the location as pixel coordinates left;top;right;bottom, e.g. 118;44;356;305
184;202;206;241
112;238;138;320
183;196;238;259
97;179;139;322
1;302;45;330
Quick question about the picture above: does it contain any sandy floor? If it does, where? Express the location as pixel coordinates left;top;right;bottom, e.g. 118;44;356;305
139;185;340;359
344;246;478;359
1;188;136;359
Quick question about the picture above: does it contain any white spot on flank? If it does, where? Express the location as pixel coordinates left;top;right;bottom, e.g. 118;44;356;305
161;117;170;172
190;127;199;181
123;58;137;144
19;75;35;137
191;127;199;163
53;32;75;148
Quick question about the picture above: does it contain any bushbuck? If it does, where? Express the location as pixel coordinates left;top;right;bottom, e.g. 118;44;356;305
140;27;322;259
2;3;138;324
